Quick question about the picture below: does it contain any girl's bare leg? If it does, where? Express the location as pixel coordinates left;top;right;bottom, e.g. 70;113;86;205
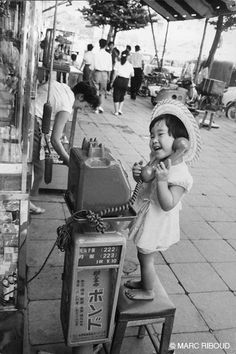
125;251;155;300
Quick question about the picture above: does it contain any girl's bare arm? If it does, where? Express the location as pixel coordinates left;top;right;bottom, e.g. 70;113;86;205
156;182;185;211
154;161;185;211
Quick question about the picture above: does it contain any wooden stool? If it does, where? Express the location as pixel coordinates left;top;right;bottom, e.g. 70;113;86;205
109;276;176;354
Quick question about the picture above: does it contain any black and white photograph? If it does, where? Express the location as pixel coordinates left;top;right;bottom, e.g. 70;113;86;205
0;1;236;353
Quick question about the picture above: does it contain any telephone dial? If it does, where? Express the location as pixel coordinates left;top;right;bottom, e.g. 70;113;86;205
65;137;190;233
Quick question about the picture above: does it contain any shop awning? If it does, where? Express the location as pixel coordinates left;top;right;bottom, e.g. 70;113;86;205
142;0;236;21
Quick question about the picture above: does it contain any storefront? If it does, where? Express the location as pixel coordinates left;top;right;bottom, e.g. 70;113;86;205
1;1;236;353
0;1;42;352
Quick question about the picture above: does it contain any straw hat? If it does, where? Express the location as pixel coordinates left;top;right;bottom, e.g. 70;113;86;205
150;99;201;165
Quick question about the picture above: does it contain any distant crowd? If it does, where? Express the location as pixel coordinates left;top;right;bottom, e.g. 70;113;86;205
53;38;145;115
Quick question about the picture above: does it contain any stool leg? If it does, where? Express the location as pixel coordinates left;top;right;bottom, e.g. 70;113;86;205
110;320;128;354
159;315;175;354
145;324;159;353
137;325;146;338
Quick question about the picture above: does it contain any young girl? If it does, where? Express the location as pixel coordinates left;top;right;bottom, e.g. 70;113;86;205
125;109;201;301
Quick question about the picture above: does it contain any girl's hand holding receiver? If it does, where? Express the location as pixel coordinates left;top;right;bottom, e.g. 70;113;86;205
154;159;171;182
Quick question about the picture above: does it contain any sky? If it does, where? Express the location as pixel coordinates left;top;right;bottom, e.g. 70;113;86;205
43;1;236;65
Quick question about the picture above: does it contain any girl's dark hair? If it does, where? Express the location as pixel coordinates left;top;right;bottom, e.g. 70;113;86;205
87;44;93;51
149;114;189;139
72;81;100;109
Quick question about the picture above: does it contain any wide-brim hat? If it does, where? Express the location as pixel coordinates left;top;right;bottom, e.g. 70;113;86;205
150;99;201;165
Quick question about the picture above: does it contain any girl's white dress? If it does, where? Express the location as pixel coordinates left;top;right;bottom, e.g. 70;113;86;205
129;162;193;253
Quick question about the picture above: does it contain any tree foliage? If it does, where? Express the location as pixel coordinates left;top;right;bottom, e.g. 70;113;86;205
205;14;236;68
79;0;157;42
209;14;236;32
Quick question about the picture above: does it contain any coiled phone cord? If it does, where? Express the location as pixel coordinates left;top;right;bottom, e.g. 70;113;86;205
80;179;143;233
57;178;143;243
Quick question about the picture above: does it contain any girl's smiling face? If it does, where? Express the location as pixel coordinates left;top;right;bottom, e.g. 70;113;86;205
149;119;175;161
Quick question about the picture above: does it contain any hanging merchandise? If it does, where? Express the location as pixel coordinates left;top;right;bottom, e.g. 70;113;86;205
44;136;53;184
42;0;58;184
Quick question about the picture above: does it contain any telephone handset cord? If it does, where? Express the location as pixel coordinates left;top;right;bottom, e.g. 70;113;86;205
71;179;144;233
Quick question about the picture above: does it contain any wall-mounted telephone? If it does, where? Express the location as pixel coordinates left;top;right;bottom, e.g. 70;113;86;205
140;137;190;182
67;138;131;213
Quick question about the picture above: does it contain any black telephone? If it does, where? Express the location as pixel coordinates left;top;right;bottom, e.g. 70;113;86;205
140;137;190;182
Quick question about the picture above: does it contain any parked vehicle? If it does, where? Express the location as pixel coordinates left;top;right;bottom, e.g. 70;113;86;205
150;77;197;108
222;86;236;121
225;101;236;121
138;70;170;98
144;57;183;78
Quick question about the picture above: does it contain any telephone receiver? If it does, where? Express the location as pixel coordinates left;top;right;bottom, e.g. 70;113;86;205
140;137;190;183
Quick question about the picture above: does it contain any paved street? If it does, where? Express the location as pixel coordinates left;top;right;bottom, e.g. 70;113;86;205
28;94;236;354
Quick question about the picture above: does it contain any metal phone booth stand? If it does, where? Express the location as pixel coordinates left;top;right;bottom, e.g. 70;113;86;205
60;138;136;354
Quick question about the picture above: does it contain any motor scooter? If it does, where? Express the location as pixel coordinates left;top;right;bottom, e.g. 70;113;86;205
150;76;199;112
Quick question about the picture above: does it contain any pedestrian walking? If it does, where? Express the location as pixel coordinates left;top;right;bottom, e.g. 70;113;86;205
70;52;80;70
55;52;67;84
80;44;94;84
106;42;120;94
130;45;144;99
93;38;112;113
68;53;82;88
125;103;201;300
111;51;134;116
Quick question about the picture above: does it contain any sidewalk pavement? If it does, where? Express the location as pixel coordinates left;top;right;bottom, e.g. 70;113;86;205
28;94;236;354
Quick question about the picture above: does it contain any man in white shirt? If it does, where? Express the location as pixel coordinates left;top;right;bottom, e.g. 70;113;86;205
93;38;112;113
130;45;144;100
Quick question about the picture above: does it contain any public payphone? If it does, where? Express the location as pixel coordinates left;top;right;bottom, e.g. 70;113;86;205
61;227;126;347
66;137;131;213
60;138;135;350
